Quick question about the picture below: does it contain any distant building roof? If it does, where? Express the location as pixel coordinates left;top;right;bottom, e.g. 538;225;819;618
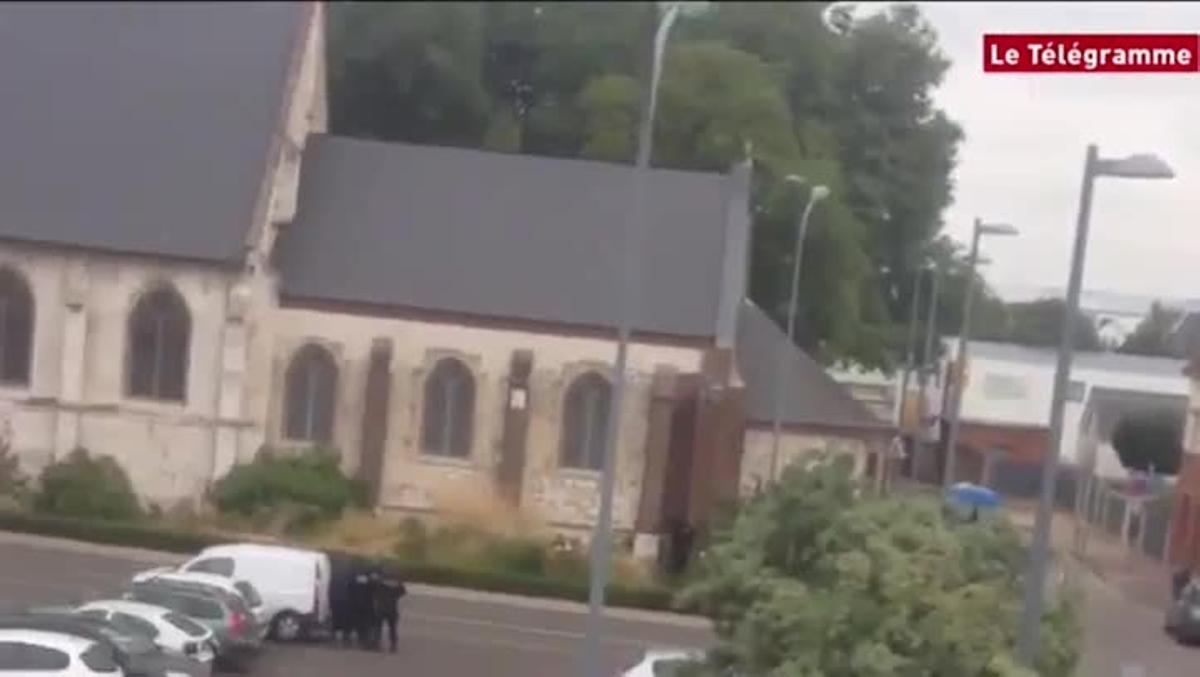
277;135;739;338
736;300;888;431
1081;386;1187;441
0;2;306;263
953;338;1187;378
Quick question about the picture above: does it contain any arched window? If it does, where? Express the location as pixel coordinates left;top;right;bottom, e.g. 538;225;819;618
0;269;34;386
126;285;190;401
283;344;338;443
560;372;611;470
421;358;475;458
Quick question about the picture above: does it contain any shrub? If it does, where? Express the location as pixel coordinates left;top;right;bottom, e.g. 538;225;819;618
34;449;142;521
210;447;366;530
0;435;30;509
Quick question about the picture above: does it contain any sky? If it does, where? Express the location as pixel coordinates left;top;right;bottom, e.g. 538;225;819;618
894;2;1200;304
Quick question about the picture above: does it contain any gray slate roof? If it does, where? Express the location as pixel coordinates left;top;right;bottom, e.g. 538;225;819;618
1081;386;1188;440
0;2;304;263
277;135;733;337
736;301;888;430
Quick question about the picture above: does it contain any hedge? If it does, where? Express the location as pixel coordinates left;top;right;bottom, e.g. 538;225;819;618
0;512;689;614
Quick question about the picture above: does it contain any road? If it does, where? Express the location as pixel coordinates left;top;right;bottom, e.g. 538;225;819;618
0;531;1196;675
1077;571;1197;677
0;532;712;676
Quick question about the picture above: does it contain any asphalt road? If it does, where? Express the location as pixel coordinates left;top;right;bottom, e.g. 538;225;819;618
1077;571;1197;677
2;531;1196;676
0;533;712;676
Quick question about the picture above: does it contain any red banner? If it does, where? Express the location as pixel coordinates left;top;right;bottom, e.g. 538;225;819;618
983;34;1200;73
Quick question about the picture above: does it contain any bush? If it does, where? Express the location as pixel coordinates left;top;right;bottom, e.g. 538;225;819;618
0;436;30;509
210;447;366;531
34;449;142;521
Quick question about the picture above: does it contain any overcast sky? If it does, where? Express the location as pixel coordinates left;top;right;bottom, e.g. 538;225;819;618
897;2;1200;303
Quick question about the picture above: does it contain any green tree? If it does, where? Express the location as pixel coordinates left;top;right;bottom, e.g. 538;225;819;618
1118;301;1182;358
324;1;965;369
995;299;1102;352
680;459;1080;677
1111;409;1184;475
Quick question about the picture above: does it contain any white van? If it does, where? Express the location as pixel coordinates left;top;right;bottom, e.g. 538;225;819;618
165;544;331;642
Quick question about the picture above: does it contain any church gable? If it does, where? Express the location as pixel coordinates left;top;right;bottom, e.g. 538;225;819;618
0;2;312;265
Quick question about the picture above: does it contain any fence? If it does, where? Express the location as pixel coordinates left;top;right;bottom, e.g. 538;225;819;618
1077;476;1173;561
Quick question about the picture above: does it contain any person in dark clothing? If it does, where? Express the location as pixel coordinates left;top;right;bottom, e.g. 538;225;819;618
1172;566;1193;601
328;554;355;647
373;571;407;653
347;565;377;649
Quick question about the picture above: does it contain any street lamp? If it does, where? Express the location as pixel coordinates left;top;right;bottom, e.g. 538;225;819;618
912;263;942;479
768;176;831;481
582;3;685;677
1016;146;1174;665
941;219;1017;488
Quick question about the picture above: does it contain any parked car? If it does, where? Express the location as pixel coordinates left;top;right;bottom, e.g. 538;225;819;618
0;611;204;677
75;600;215;667
0;628;125;676
1165;579;1200;643
130;570;269;631
125;581;260;671
141;543;331;641
621;649;706;677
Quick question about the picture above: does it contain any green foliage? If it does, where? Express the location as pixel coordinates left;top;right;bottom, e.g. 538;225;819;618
210;447;367;532
1111;409;1184;475
0;509;220;554
680;458;1080;677
325;1;964;369
34;449;142;521
0;436;29;507
1119;301;1182;357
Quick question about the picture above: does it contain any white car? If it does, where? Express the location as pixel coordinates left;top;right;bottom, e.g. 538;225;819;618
130;569;270;632
75;600;215;666
151;543;332;641
0;628;125;675
621;649;705;676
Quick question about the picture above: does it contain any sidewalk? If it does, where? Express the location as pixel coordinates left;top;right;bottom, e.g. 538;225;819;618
1007;502;1171;611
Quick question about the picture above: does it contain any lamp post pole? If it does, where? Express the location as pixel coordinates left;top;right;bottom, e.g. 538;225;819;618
581;5;680;677
942;220;982;488
1015;144;1174;665
769;181;830;482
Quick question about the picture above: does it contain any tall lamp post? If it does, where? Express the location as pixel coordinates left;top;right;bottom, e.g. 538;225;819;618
582;4;683;677
911;263;940;479
768;177;831;481
1016;146;1174;665
941;219;1018;487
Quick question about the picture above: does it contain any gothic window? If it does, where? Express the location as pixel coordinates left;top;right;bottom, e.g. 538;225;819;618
560;372;611;470
283;344;338;443
421;358;475;458
0;269;33;386
126;285;190;401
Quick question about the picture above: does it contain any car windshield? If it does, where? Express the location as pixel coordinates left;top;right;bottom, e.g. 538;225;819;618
233;581;263;607
164;612;207;638
654;658;698;677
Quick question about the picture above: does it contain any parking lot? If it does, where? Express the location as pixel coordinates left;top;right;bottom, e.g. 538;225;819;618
0;532;712;676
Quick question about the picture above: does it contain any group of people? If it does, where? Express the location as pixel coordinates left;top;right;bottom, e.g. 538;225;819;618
330;557;407;652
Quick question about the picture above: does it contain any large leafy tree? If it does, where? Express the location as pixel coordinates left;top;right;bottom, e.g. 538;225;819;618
324;1;964;369
1111;408;1184;475
678;459;1081;677
1118;301;1182;358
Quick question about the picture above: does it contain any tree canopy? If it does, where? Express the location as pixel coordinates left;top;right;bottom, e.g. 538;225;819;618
1118;301;1182;358
1111;408;1184;475
325;1;965;369
677;458;1081;677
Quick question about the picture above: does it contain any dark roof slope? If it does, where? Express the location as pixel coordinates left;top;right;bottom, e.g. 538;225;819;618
0;2;305;263
736;300;887;430
277;135;733;337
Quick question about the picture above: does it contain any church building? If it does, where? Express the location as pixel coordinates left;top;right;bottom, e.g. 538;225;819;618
0;3;889;544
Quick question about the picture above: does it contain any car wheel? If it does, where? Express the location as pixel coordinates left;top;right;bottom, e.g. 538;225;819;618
270;611;303;642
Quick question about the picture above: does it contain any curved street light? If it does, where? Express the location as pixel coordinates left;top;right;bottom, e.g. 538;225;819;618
1016;145;1175;666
